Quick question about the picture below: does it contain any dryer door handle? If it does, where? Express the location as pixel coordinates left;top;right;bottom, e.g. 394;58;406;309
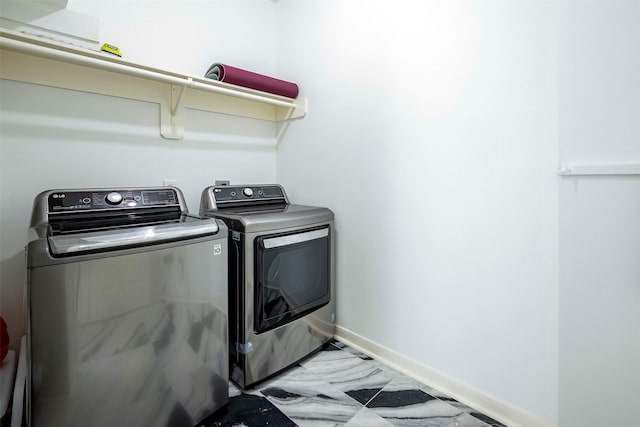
262;227;329;249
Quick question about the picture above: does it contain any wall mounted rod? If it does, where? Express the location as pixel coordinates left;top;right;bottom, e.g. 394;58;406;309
557;164;640;176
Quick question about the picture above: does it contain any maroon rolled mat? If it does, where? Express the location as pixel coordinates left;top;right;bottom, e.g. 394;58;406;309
205;63;299;99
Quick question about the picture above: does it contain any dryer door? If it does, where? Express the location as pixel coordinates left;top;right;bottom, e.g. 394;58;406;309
254;226;330;334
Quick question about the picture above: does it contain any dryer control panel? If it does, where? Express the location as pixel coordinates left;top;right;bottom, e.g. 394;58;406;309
213;185;285;203
201;184;290;212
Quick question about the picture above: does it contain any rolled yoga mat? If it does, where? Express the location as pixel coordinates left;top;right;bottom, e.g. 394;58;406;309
205;63;299;99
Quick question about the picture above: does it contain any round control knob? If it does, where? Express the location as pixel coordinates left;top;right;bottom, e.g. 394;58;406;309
243;188;254;197
105;192;123;205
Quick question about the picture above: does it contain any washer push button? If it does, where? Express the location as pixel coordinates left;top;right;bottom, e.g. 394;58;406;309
105;192;123;205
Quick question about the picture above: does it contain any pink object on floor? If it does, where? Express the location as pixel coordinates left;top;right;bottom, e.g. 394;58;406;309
0;317;8;362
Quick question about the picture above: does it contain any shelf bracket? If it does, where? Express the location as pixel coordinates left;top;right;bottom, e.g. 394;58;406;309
172;78;190;115
160;78;192;140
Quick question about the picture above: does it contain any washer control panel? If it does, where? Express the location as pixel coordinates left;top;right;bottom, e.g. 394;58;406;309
48;189;179;212
213;185;285;203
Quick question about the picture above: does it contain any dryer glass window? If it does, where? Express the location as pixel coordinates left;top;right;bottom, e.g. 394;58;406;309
254;227;330;333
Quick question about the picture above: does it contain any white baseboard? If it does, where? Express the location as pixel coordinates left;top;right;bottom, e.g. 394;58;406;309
335;325;553;427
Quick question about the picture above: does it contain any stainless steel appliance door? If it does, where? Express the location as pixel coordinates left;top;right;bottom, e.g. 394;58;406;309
47;218;219;255
28;238;228;427
234;221;336;388
254;226;331;334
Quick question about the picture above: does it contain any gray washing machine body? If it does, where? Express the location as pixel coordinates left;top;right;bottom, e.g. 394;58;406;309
26;187;228;427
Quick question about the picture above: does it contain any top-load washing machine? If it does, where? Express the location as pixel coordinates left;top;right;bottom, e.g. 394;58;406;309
200;184;335;389
26;186;229;427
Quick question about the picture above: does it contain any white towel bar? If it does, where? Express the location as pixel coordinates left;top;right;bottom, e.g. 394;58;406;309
557;164;640;176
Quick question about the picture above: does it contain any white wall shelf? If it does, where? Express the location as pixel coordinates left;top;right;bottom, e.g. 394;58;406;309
0;29;306;140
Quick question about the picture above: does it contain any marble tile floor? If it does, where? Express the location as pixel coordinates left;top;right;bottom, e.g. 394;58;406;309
201;339;507;427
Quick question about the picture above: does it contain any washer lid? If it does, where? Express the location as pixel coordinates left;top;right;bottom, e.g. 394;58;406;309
47;217;219;256
208;204;333;233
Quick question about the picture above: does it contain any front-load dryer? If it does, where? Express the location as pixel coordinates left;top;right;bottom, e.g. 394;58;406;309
200;184;335;389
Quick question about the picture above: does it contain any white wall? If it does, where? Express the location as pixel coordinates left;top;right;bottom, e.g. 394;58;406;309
276;1;559;424
558;2;640;426
3;2;639;426
0;0;280;353
67;0;279;77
